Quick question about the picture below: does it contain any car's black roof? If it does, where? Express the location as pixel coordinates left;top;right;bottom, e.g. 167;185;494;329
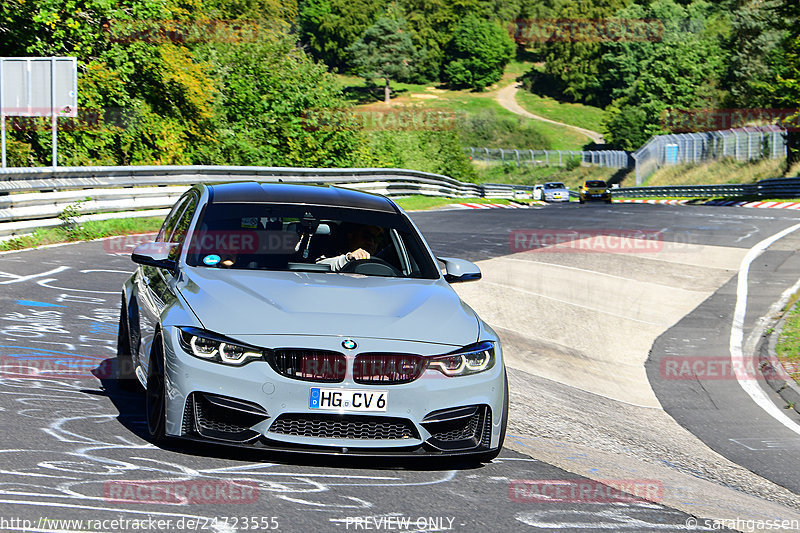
205;182;398;213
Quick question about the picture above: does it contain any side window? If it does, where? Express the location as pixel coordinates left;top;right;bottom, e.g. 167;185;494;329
167;195;198;244
167;195;198;262
157;196;190;242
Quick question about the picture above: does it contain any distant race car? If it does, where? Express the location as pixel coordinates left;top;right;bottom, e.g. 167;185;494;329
542;182;570;202
532;184;544;201
117;182;507;460
579;180;612;204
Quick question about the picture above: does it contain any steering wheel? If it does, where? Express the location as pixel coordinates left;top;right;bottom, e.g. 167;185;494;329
339;257;403;277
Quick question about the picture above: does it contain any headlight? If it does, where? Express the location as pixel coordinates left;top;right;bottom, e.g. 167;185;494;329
428;341;495;377
178;327;263;366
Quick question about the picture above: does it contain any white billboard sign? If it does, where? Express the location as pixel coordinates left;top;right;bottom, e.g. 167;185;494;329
0;57;78;167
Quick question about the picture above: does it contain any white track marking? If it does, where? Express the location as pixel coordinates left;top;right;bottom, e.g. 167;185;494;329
36;279;116;294
0;266;69;285
730;222;800;435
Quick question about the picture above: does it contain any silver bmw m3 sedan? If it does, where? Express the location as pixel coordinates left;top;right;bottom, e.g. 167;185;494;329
117;182;507;460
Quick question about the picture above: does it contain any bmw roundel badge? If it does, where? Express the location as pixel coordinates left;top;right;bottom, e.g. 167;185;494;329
342;339;357;350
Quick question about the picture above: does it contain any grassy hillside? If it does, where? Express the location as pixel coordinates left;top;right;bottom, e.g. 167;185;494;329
643;158;785;186
514;92;606;134
335;61;595;153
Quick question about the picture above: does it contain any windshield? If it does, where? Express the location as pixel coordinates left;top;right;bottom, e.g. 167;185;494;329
585;181;607;188
184;203;439;279
545;183;566;189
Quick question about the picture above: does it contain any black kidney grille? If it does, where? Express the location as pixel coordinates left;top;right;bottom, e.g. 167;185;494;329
268;414;419;440
270;350;346;382
353;354;426;384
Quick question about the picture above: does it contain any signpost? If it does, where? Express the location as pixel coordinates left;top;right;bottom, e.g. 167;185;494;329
0;57;78;167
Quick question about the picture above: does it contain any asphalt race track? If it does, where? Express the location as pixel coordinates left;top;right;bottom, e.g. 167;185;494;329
1;202;799;532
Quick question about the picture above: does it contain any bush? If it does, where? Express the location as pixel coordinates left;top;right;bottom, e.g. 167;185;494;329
565;156;581;170
442;15;514;90
358;130;477;182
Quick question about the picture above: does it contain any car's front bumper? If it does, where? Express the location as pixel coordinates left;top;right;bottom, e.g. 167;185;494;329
161;327;506;455
580;191;611;201
544;194;569;202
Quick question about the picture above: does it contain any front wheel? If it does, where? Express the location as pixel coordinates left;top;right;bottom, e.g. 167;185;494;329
146;333;168;445
116;296;139;391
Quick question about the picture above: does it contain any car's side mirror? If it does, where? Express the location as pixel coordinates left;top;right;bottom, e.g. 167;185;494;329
438;257;482;283
132;242;179;273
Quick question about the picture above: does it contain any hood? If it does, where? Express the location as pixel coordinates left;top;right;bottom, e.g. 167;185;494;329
177;267;479;346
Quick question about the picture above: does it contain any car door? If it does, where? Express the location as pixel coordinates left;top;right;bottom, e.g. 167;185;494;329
135;192;198;377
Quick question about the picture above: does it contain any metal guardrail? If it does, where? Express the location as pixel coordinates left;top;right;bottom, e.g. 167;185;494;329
2;164;799;238
0;165;483;195
0;165;522;237
613;178;800;199
613;183;757;198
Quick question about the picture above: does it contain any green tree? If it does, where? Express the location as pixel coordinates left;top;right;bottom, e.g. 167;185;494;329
725;0;787;108
392;0;525;83
770;0;800;166
520;0;633;103
442;14;514;90
196;31;360;167
298;0;381;70
598;0;729;148
348;15;423;102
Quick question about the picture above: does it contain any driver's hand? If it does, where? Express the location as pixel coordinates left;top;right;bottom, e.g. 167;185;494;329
346;248;370;261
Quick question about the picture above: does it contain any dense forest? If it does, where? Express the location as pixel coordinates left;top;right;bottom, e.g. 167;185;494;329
0;0;798;175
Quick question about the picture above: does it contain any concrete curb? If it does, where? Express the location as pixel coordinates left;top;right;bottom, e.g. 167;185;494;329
614;199;691;205
448;202;537;209
614;198;800;210
706;199;800;209
759;307;800;415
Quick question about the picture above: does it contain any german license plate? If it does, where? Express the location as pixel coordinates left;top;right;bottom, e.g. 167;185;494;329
309;388;387;412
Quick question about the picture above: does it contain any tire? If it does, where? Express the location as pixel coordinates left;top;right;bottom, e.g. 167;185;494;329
476;370;509;463
146;332;168;445
116;295;139;391
579;198;585;204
